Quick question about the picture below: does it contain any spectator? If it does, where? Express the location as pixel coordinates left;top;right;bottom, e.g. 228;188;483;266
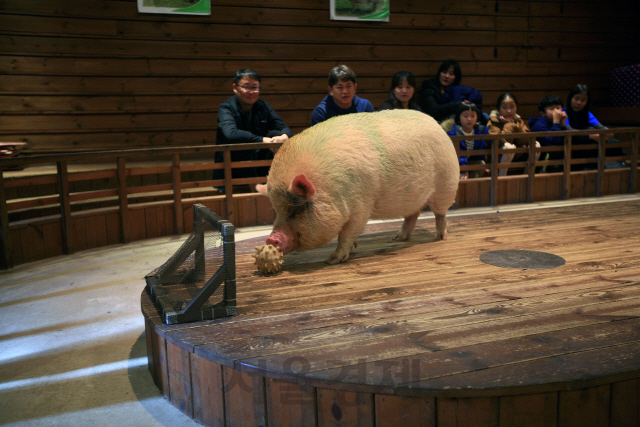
565;84;618;169
216;69;291;180
420;59;484;122
447;102;489;179
528;94;567;171
310;65;374;126
488;92;540;176
378;71;422;111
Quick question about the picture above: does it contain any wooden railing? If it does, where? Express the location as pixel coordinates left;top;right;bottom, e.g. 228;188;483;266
450;127;639;207
1;128;638;269
0;143;275;269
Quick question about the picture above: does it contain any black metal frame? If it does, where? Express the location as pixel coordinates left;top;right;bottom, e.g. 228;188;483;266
145;204;236;324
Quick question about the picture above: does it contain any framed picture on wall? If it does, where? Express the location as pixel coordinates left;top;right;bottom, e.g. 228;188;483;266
330;0;389;22
137;0;211;15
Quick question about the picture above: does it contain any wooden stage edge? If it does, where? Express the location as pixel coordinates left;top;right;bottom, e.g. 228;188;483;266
142;194;640;427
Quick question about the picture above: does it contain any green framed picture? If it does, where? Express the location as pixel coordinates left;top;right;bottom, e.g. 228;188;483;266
330;0;389;21
137;0;211;16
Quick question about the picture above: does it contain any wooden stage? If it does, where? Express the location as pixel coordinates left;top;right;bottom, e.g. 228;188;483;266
141;196;640;427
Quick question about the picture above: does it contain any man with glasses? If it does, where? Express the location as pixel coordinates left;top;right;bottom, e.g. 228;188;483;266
216;69;292;181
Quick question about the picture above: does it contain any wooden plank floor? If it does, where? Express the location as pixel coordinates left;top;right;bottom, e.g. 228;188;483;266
145;197;640;397
142;197;640;426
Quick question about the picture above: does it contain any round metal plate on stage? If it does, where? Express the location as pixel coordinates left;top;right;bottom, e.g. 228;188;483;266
480;249;566;270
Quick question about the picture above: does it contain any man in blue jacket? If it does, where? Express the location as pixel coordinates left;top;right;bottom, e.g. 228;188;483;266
310;65;374;126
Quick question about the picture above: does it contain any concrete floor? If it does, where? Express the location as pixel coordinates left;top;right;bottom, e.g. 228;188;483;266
0;225;272;427
1;194;637;426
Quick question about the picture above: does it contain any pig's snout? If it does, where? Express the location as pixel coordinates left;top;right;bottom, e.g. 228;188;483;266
266;232;293;254
266;234;283;247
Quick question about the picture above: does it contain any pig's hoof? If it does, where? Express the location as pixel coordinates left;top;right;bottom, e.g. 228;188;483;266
253;244;284;274
393;231;411;241
326;251;349;265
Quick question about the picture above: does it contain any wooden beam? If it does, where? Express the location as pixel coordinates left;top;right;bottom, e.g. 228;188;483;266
490;139;498;207
596;134;605;197
117;157;130;243
56;160;74;255
527;135;536;203
172;153;183;235
0;172;13;269
630;130;638;194
223;150;234;225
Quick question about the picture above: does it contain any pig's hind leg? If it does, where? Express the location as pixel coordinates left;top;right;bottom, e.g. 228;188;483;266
327;214;369;265
434;213;448;240
393;211;420;241
429;194;454;241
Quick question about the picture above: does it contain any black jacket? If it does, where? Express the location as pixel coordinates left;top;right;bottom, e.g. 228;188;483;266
419;78;460;122
216;96;291;144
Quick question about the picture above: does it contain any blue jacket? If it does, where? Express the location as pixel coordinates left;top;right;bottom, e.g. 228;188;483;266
564;109;605;130
310;94;374;126
448;124;488;166
439;85;483;110
420;78;485;122
528;116;565;146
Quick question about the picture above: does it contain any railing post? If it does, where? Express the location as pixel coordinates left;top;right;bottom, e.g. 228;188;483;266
223;150;234;225
0;172;13;269
563;135;572;200
453;139;461;207
527;136;536;203
117;157;130;243
490;139;498;207
596;133;605;197
630;129;638;194
57;160;74;255
172;153;183;235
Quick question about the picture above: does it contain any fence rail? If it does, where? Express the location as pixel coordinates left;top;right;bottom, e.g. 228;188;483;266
450;127;639;206
1;128;638;269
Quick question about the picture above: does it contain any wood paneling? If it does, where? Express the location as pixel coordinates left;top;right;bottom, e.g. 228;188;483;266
190;355;225;427
167;341;194;417
266;379;317;427
1;0;638;152
558;386;611;427
223;366;266;427
375;394;436;427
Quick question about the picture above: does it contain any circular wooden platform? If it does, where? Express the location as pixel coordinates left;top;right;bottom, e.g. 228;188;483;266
142;199;640;427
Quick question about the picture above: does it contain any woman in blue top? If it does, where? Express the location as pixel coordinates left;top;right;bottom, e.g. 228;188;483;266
447;102;489;179
566;84;609;138
565;84;616;169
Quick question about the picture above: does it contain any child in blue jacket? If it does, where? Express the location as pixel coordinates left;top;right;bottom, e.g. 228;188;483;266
528;95;567;169
448;102;489;179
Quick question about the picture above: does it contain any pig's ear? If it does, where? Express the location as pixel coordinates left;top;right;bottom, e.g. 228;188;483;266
290;174;315;199
255;184;268;195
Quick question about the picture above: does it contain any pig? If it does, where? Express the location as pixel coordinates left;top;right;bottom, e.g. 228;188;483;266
256;109;460;265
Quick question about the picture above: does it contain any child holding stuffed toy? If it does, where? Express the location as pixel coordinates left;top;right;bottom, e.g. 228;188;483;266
488;92;541;175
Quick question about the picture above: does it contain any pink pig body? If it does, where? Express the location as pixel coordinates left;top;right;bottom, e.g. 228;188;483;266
258;109;460;264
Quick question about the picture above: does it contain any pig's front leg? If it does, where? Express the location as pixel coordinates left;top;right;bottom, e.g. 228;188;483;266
327;215;368;264
393;211;420;241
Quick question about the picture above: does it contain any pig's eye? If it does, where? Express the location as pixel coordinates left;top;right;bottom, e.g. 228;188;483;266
287;204;306;220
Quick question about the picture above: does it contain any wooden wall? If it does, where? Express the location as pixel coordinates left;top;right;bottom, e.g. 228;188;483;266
1;0;639;153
